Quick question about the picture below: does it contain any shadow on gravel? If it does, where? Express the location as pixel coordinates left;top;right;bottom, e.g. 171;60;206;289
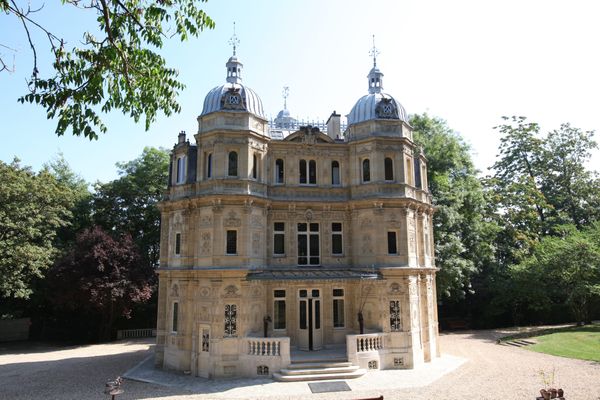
0;338;155;356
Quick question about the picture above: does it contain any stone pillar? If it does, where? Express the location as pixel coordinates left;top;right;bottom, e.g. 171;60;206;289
155;274;168;367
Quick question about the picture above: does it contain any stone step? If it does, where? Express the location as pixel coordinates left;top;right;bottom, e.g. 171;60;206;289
280;365;360;376
287;361;353;369
273;369;367;382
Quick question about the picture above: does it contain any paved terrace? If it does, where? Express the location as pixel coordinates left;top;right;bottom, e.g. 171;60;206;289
1;328;599;400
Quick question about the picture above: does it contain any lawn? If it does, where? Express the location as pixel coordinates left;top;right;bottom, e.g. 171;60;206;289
527;324;600;362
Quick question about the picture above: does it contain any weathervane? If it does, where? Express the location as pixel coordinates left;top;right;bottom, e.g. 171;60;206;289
282;86;289;110
368;34;380;67
228;22;240;56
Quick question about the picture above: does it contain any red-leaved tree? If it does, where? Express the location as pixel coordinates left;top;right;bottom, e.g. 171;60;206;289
50;226;153;341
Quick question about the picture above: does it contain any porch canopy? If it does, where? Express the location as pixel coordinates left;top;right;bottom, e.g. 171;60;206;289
246;267;382;281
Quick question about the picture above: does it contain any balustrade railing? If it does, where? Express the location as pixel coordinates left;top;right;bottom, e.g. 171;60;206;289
354;333;385;352
117;328;156;340
243;337;289;357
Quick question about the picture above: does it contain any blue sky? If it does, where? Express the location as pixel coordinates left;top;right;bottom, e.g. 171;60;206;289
1;0;599;183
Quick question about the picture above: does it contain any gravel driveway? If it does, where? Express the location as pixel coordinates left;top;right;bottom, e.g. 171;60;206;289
1;328;599;400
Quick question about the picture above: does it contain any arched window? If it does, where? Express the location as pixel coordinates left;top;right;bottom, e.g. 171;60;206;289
384;157;393;181
308;160;316;184
206;153;212;179
299;159;307;184
362;159;370;182
252;154;258;179
176;156;186;184
331;161;340;185
275;159;284;184
228;151;238;176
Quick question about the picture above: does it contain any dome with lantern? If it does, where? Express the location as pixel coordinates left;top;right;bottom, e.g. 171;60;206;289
199;34;266;120
347;43;407;126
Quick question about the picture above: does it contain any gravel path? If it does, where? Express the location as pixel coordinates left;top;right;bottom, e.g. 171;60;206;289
1;328;599;400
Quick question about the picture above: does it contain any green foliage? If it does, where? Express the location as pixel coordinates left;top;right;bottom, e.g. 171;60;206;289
0;160;73;299
49;226;153;341
43;154;93;247
410;113;497;300
93;147;169;269
517;225;600;324
4;0;214;139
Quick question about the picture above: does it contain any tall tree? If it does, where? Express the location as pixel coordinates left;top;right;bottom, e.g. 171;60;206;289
541;124;600;228
0;160;72;299
2;0;214;138
43;154;93;247
49;226;153;341
93;147;169;270
410;113;496;301
514;225;600;325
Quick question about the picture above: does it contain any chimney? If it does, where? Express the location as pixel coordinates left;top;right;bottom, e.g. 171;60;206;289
326;111;341;140
178;130;186;145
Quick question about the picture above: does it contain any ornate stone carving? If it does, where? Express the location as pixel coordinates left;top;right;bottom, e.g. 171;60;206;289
250;215;263;228
171;284;179;298
224;211;241;228
252;232;261;256
199;215;212;228
362;234;372;254
200;232;211;255
223;285;240;298
305;209;313;221
389;282;401;294
212;199;223;213
199;287;211;297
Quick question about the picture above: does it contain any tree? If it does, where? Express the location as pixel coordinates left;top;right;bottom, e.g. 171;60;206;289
515;225;600;325
49;226;153;341
1;0;214;139
43;153;93;247
410;113;496;301
93;147;169;270
540;124;600;228
0;159;73;299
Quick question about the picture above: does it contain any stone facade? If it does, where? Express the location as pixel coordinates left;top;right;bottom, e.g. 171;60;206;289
155;50;439;379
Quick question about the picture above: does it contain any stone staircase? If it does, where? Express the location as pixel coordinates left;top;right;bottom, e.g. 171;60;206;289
273;357;366;382
499;338;536;348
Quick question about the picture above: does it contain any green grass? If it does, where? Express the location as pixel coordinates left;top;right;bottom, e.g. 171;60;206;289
526;324;600;362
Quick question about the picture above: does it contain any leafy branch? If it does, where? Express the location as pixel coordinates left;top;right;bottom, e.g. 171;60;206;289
2;0;215;139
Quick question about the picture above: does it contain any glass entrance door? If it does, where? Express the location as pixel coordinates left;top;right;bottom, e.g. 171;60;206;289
298;289;322;351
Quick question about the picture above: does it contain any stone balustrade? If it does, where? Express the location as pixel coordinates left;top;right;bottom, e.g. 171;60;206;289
245;338;285;356
352;333;386;352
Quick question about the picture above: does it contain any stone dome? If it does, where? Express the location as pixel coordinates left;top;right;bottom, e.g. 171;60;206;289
347;92;407;125
199;54;266;120
200;83;266;119
347;64;407;126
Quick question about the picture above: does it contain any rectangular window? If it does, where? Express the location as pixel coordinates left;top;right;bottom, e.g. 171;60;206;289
299;160;307;184
333;289;345;328
175;233;181;255
224;304;237;337
390;300;401;332
298;223;321;265
226;230;237;255
274;290;286;330
388;231;398;254
331;223;343;255
273;222;285;255
172;302;179;332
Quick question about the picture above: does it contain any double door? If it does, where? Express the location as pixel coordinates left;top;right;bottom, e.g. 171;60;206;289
298;288;322;351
